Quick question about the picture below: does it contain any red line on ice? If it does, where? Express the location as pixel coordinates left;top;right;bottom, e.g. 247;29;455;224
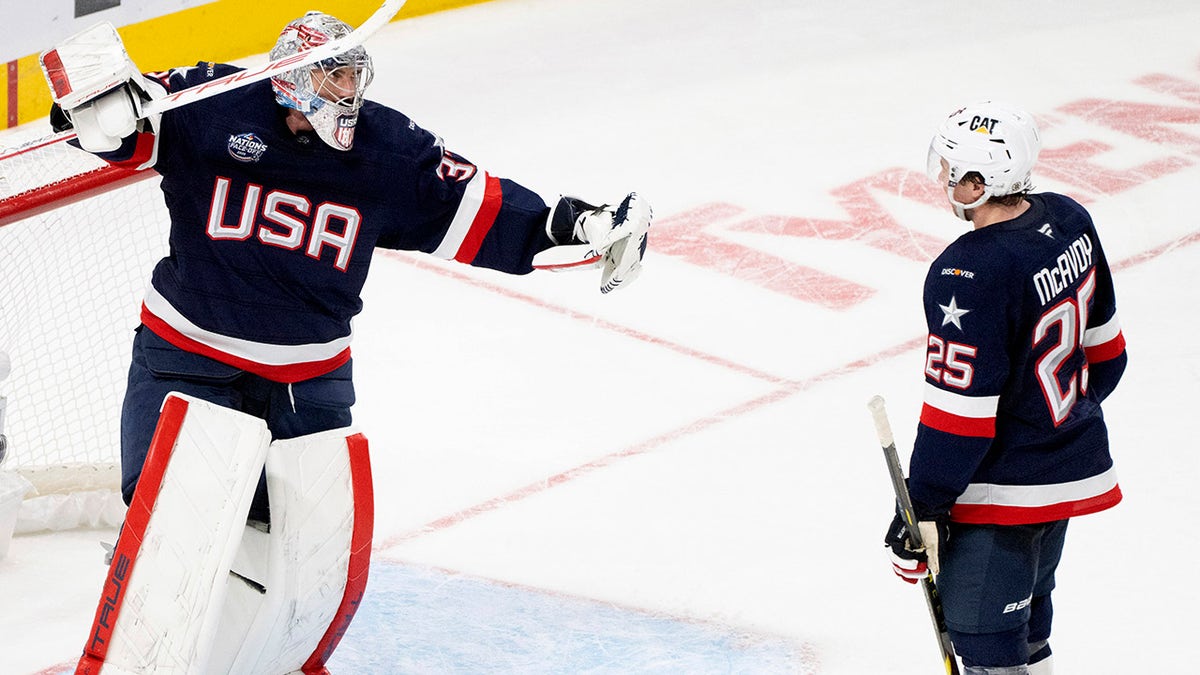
375;227;1170;548
376;249;924;548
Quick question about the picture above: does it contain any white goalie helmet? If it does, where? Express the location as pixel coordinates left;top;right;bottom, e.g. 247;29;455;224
926;101;1042;219
270;11;375;151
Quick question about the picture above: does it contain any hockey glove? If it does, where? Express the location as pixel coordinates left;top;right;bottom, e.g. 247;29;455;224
884;511;947;582
39;22;163;152
532;193;652;293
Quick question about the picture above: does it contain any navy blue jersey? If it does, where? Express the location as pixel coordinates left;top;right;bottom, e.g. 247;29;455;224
100;63;555;382
909;192;1127;525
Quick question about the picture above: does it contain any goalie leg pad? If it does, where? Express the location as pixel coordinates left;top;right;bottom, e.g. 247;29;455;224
212;428;374;675
77;392;271;675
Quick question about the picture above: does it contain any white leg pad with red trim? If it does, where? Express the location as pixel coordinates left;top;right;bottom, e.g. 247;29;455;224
77;393;272;675
209;428;374;675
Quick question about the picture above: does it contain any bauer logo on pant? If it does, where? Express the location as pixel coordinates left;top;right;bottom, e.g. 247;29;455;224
1002;594;1033;614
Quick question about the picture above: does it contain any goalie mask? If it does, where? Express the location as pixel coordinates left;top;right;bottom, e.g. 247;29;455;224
926;101;1041;219
270;12;375;151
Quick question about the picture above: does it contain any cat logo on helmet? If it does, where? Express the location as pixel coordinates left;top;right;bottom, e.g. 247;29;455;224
968;116;999;134
927;101;1042;220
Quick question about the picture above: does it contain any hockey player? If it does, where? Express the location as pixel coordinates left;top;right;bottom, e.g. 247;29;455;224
883;102;1127;675
43;10;651;673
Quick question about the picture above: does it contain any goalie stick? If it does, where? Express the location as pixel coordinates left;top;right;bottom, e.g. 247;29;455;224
867;395;961;675
15;2;406;229
42;0;406;121
146;0;406;117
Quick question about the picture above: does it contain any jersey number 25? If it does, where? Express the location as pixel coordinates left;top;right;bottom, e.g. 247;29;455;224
925;336;976;389
1034;270;1096;426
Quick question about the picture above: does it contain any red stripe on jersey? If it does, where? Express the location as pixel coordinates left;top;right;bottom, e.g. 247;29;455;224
919;402;995;438
454;174;503;264
951;484;1122;525
1085;331;1126;363
109;131;157;169
141;306;350;383
77;395;189;674
301;433;374;673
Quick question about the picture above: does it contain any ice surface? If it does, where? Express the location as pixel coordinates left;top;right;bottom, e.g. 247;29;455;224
4;0;1199;672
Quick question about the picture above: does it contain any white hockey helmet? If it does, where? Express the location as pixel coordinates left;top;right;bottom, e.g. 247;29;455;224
269;11;374;151
926;101;1041;219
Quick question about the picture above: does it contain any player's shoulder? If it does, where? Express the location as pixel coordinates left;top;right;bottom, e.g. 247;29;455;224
925;227;1015;299
925;248;996;295
1028;192;1097;234
355;102;440;159
1033;191;1089;216
930;225;1009;272
149;62;241;92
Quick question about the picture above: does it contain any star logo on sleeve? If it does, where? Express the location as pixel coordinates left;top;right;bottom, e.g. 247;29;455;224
939;295;970;330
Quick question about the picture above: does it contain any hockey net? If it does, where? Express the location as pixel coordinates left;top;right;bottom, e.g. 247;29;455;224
0;129;167;532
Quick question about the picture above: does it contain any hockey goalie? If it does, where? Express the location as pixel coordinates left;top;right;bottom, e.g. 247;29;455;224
44;3;650;672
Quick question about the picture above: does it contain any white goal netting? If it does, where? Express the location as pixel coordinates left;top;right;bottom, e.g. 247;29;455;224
0;129;167;531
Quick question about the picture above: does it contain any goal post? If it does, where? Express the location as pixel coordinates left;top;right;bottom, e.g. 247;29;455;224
0;129;165;532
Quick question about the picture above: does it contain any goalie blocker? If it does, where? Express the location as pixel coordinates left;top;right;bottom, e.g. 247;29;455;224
77;393;373;675
39;22;166;154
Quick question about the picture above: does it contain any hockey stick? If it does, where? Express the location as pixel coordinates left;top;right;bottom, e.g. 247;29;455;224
867;395;961;675
139;0;407;118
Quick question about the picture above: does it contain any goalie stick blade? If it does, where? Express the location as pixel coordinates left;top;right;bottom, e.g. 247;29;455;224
140;0;407;118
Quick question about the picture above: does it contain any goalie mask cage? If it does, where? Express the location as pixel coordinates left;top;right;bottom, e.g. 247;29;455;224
0;130;166;532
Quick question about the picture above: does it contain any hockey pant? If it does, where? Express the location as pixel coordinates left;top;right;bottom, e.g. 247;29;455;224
941;521;1066;671
119;325;356;525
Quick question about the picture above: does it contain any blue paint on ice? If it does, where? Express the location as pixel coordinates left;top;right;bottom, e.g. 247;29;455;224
327;561;810;674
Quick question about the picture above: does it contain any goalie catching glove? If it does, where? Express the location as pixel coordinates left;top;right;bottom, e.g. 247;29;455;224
532;193;652;293
39;21;164;152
